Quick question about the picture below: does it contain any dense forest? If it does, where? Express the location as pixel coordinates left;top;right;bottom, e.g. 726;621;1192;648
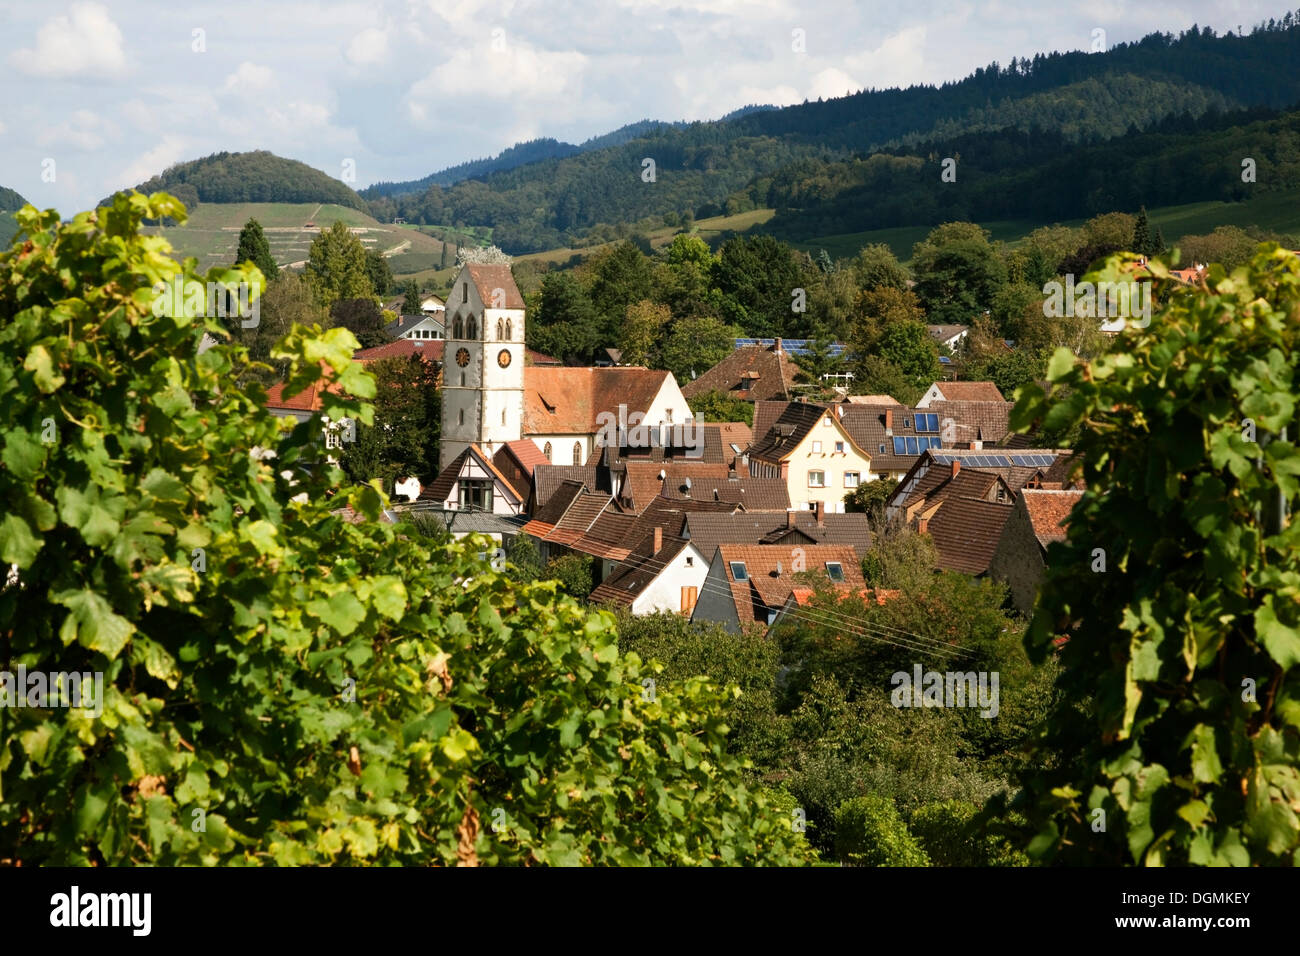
762;104;1300;239
365;17;1300;252
0;185;28;212
105;150;371;212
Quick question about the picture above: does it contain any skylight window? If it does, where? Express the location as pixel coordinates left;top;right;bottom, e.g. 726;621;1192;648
729;561;749;581
825;562;845;582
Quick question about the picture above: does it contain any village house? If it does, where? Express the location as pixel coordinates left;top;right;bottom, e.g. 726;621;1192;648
988;489;1085;613
746;402;874;513
691;544;865;633
681;339;799;404
916;380;1006;407
588;528;710;617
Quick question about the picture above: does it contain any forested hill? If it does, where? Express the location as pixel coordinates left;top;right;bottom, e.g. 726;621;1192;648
363;17;1300;252
0;185;29;212
360;120;687;198
104;150;369;212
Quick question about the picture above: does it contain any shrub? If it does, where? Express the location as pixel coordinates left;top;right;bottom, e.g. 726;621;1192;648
834;794;929;866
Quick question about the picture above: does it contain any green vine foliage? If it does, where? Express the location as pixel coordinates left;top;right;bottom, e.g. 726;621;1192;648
1003;246;1300;865
0;193;813;866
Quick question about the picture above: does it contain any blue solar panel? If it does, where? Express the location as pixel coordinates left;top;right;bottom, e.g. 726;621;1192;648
892;437;907;455
905;437;919;455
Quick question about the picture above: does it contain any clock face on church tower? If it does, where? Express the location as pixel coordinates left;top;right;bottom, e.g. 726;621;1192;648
497;349;512;368
455;348;470;368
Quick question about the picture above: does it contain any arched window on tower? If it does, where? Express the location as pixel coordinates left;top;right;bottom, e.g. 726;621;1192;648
497;318;504;340
543;442;552;462
572;442;582;466
467;315;477;338
453;316;462;339
505;318;512;340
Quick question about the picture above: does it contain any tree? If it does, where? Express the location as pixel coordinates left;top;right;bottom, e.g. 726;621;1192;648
853;355;919;405
399;278;421;313
233;271;327;383
0;193;814;867
1131;205;1155;257
911;223;1008;325
365;248;393;297
455;244;512;267
235;218;278;280
873;320;940;395
714;234;805;337
689;390;755;426
543;553;593;599
657;233;716;319
1001;247;1300;865
849;243;910;292
529;272;601;364
835;795;930;866
844;476;898;523
661;315;743;386
330;297;391;350
307;221;373;307
589;241;653;340
339;354;441;486
618;299;670;368
850;285;926;356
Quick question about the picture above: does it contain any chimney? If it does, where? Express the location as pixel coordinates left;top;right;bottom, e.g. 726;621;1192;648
814;500;825;527
918;517;929;534
951;460;961;478
787;509;797;530
774;337;783;354
884;408;894;435
653;527;663;555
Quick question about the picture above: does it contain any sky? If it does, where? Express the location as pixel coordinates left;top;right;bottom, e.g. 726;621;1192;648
0;0;1292;213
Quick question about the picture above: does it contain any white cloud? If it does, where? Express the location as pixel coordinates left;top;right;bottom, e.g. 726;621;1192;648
10;2;128;79
36;110;109;151
409;43;588;107
222;62;276;95
346;27;390;66
116;136;190;188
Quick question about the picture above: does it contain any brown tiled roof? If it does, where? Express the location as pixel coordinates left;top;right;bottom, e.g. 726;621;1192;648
1020;489;1084;547
924;497;1015;575
714;544;864;624
654;473;791;511
836;404;944;473
464;264;525;309
928;400;1013;444
597;423;747;469
752;400;793;447
589;536;694;607
926;324;968;343
529;478;588;526
265;379;336;411
523;366;672;435
900;466;1010;513
620;462;731;511
681;344;799;402
932;381;1005;403
747;402;828;463
531;465;605;512
683;511;873;559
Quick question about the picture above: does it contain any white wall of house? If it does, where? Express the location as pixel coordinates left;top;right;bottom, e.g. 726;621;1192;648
435;455;523;515
530;433;595;466
916;384;946;408
632;543;708;615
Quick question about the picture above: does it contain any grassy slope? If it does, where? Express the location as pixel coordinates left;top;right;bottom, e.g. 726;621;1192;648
148;202;451;275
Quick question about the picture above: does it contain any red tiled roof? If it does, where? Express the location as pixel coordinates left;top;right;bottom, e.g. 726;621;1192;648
715;544;864;625
463;264;525;310
931;381;1005;403
499;439;550;477
354;338;442;364
523;366;673;435
1020;489;1084;547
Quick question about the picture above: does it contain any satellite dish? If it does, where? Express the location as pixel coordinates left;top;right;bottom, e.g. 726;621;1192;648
683;477;692;490
776;561;783;575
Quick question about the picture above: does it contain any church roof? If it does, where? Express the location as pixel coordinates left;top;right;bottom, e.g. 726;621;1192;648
463;264;524;310
522;366;674;436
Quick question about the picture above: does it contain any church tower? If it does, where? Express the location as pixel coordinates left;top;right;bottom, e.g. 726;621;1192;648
439;263;526;469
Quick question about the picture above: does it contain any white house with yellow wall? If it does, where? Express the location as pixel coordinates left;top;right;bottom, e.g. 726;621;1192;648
745;402;872;513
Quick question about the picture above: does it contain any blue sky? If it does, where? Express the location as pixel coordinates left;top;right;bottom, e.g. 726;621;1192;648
1;0;1291;213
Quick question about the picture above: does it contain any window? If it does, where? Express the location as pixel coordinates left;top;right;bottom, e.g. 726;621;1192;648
681;586;698;615
893;437;907;455
543;441;552;461
996;486;1006;503
823;416;832;427
462;282;468;303
903;416;911;428
811;441;822;454
460;372;465;386
573;442;583;466
808;471;826;488
825;562;845;582
459;479;493;511
506;318;512;339
502;409;506;426
844;472;860;488
666;409;673;422
325;427;341;450
834;441;845;453
685;556;694;567
466;315;477;338
497;318;504;339
458;409;464;425
453;317;463;338
879;444;887;454
729;561;748;582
